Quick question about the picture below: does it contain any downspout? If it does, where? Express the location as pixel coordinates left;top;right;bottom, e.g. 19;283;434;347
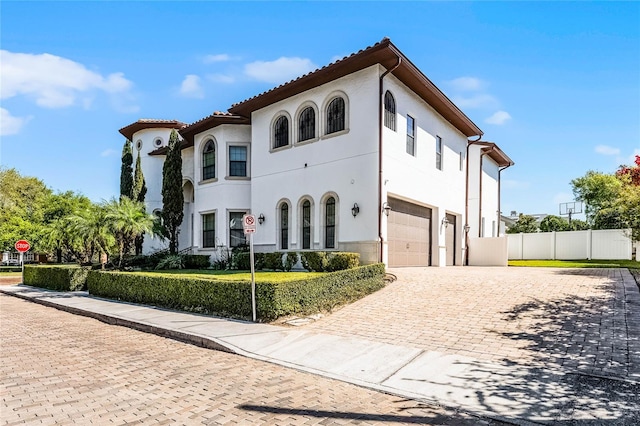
378;56;402;263
464;137;483;265
497;163;513;235
478;146;496;238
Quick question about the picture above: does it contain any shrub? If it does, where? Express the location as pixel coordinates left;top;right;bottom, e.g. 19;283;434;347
231;245;250;270
24;265;90;291
263;252;284;271
326;252;360;272
301;251;328;272
183;255;211;269
87;263;386;321
284;252;299;272
155;255;184;270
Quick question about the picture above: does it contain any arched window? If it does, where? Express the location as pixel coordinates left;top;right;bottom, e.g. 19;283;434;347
325;197;336;248
280;203;289;250
202;140;215;180
326;97;345;134
273;116;289;149
298;107;315;142
302;200;311;249
384;91;396;131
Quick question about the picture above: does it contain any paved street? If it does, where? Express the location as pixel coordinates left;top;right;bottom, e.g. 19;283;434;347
0;294;502;425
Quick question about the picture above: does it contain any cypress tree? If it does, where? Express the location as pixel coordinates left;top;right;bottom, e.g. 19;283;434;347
119;139;133;200
161;130;184;254
132;152;148;255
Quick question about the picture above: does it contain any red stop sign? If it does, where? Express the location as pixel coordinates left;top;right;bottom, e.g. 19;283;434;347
15;240;30;253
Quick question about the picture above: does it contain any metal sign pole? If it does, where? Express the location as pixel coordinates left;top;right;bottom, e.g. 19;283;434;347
249;232;256;322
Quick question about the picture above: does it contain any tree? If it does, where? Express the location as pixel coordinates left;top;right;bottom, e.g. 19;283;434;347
539;215;570;232
132;152;148;255
65;204;114;265
103;197;155;269
41;191;93;262
161;130;184;254
506;214;539;234
571;171;622;223
568;219;590;231
120;139;133;200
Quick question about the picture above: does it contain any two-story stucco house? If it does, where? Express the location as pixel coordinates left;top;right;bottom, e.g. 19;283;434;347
119;38;513;267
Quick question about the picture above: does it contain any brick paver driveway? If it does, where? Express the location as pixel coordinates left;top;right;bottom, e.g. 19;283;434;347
1;294;506;425
307;267;640;380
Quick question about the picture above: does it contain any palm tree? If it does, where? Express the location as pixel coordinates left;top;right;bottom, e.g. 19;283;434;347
102;197;155;269
67;205;114;265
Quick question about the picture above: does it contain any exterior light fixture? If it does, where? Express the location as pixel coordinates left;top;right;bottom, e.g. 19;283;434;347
382;202;392;216
351;203;360;218
463;224;471;233
442;217;450;228
258;213;265;225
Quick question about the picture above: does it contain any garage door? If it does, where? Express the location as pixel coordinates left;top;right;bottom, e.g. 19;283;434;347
387;198;431;267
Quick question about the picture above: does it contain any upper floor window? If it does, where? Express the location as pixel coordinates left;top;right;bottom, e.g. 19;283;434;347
298;107;315;142
302;200;311;249
326;97;345;134
202;139;216;180
273;116;289;149
436;136;443;170
229;146;247;177
229;212;247;248
280;203;289;250
384;91;396;131
406;115;415;156
325;197;336;249
202;213;215;248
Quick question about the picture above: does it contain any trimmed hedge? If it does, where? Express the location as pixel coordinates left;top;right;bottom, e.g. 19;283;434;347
87;263;385;321
24;265;91;291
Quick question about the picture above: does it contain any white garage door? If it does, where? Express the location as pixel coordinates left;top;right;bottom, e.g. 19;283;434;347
387;198;432;267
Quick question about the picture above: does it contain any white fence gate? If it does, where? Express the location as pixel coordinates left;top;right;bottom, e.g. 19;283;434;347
507;229;633;260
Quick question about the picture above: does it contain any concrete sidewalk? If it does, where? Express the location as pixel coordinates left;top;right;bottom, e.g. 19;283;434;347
2;283;639;425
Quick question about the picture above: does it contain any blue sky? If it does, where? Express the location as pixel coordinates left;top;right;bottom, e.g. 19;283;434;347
1;1;639;219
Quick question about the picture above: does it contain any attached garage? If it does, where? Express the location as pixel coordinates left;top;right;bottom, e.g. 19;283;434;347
387;197;432;267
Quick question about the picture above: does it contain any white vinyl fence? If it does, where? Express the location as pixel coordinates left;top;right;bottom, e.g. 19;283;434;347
468;237;508;266
507;229;633;260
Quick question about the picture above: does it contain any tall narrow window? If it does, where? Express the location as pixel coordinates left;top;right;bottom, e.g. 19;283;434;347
202;140;215;180
436;136;443;170
229;146;247;177
384;91;396;131
459;151;464;171
298;107;315;142
273;116;289;148
406;115;415;156
280;203;289;250
202;213;215;248
326;97;345;134
302;200;311;249
229;212;247;248
325;197;335;249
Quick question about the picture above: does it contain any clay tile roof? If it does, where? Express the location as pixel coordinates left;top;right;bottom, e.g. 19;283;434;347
179;112;250;146
118;119;187;141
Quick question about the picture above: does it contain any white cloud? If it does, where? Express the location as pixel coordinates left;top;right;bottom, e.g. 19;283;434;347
203;54;231;63
179;74;204;98
0;108;31;136
207;73;235;84
449;76;486;92
244;57;317;84
594;144;620;156
100;148;118;157
485;110;512;125
0;50;136;110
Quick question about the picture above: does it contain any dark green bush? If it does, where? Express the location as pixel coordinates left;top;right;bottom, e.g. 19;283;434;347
155;255;184;270
183;255;211;269
233;252;251;270
263;252;284;271
87;263;385;321
326;252;360;272
301;251;328;272
284;252;299;272
24;265;90;291
1;266;22;273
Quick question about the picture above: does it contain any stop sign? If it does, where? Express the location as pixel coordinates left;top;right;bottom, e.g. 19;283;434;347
15;240;30;253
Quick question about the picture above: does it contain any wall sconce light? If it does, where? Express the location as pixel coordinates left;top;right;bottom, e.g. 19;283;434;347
463;224;471;233
442;217;450;228
382;202;392;217
351;203;360;218
258;213;265;225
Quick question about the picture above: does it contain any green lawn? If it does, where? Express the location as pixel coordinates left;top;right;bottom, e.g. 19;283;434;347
135;269;325;282
509;259;640;269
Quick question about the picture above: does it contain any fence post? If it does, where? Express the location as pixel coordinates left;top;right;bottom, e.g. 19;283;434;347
587;229;592;260
552;231;556;260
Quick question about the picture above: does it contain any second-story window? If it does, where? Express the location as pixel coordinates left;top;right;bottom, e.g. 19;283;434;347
436;136;443;170
202;140;215;180
326;97;345;134
384;91;396;131
298;107;315;142
229;146;247;177
406;115;415;156
273;116;289;149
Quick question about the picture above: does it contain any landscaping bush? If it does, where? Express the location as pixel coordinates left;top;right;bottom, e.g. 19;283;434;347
284;252;299;272
300;251;360;272
263;252;284;271
183;255;211;269
232;252;251;270
326;252;360;272
1;266;22;273
87;263;386;321
24;265;90;291
300;251;328;272
155;255;184;270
